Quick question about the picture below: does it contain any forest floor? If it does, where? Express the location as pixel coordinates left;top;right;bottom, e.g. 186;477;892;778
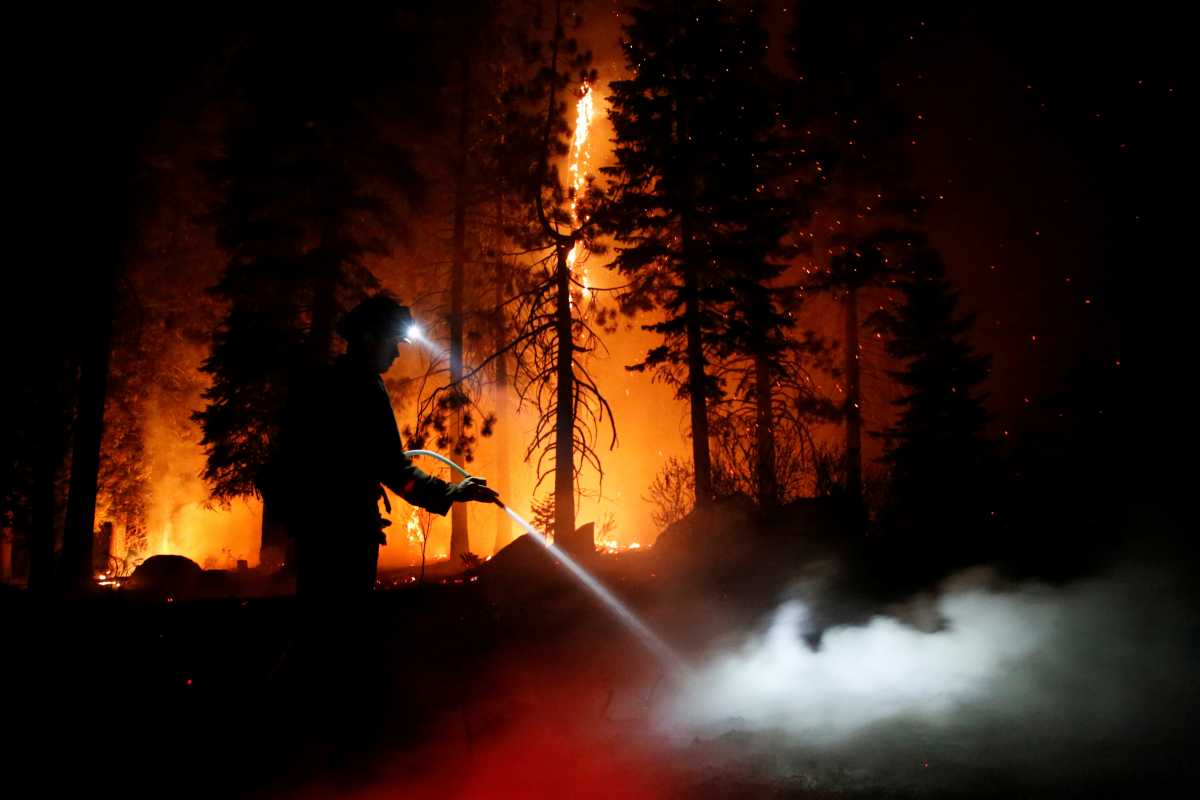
2;527;1191;798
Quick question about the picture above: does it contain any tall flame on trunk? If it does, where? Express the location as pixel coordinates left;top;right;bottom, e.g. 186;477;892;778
566;81;594;296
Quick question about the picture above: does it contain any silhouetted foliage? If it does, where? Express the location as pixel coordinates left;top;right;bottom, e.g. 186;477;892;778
789;4;928;504
644;457;694;532
530;493;557;540
602;0;802;506
867;238;996;569
194;11;434;503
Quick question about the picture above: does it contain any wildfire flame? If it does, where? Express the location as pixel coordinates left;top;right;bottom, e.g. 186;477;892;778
597;536;642;555
83;78;677;577
566;81;594;297
405;509;424;547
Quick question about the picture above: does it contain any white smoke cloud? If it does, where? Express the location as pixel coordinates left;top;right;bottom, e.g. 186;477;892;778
656;562;1196;781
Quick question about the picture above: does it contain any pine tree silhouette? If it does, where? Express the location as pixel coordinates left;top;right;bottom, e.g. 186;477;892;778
867;238;995;572
602;0;805;507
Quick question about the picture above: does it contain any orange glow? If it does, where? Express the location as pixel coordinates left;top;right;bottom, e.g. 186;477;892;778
98;342;262;573
597;536;643;555
98;77;704;574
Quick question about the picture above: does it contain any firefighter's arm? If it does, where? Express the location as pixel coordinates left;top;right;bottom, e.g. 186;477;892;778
382;453;500;512
382;451;457;516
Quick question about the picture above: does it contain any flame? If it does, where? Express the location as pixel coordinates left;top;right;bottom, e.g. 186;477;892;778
405;509;424;546
566;81;594;297
596;535;643;555
90;77;702;576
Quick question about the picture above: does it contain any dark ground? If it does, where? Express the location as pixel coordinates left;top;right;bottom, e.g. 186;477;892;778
3;512;1196;799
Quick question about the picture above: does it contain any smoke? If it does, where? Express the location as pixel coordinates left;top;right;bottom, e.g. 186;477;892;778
657;561;1197;786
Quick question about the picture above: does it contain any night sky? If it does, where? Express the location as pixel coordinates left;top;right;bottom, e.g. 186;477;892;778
631;2;1175;494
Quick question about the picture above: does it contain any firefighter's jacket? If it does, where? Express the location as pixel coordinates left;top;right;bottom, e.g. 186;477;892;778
272;355;456;546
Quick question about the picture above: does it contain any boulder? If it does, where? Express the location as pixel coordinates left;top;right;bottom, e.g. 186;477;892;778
127;554;204;597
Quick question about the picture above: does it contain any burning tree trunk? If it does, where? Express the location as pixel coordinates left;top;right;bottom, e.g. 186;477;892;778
505;1;608;555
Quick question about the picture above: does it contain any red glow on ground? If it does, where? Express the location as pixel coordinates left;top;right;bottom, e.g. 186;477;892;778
354;720;668;800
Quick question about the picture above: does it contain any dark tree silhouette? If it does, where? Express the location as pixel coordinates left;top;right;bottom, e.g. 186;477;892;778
867;238;995;572
602;0;791;509
510;0;611;552
644;457;693;532
705;61;837;507
194;12;433;562
789;4;926;506
403;2;609;552
95;287;151;565
401;1;559;557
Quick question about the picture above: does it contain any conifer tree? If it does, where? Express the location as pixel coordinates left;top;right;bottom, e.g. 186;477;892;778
602;0;789;508
867;239;994;568
194;12;434;563
790;4;926;504
405;1;556;557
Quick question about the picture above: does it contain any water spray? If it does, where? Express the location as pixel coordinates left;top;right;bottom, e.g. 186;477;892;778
404;449;689;676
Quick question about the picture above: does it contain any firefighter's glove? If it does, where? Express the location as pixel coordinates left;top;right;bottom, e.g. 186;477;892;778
454;476;500;504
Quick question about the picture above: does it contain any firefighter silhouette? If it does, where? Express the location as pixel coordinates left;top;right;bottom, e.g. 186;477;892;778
264;295;498;763
269;294;498;598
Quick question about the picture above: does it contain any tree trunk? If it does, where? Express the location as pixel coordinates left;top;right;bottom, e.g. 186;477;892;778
29;360;64;593
553;246;577;549
682;213;713;507
843;285;863;502
492;236;513;554
492;350;513;553
754;351;778;508
0;524;12;582
673;38;712;508
308;260;340;363
448;55;472;559
62;261;118;592
288;225;343;566
259;500;289;571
